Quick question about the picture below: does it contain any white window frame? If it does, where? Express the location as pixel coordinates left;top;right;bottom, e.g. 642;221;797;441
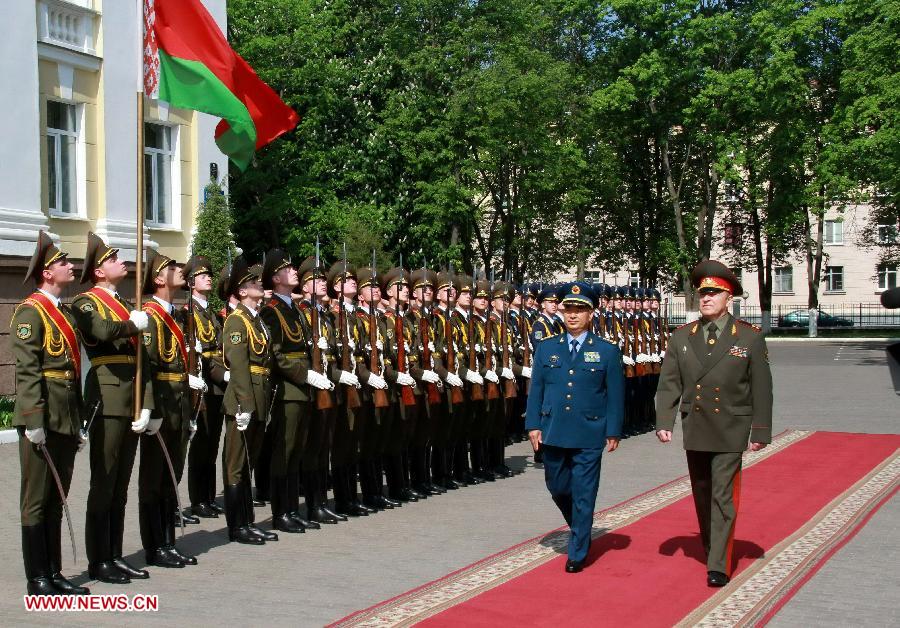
628;270;640;289
143;122;181;229
46;99;87;218
877;264;897;291
824;220;843;245
584;270;602;284
824;265;844;292
774;266;793;294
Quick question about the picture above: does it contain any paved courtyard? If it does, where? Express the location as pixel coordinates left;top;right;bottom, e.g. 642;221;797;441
0;340;897;626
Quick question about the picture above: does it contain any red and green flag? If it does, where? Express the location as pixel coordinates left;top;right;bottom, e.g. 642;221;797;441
143;0;299;170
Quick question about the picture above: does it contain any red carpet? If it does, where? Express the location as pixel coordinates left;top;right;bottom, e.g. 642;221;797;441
332;431;900;627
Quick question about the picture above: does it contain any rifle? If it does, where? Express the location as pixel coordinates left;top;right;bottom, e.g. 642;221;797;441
518;286;531;395
484;269;500;400
395;256;416;407
419;259;442;405
445;261;464;405
620;306;635;378
339;243;361;408
634;314;649;377
467;268;484;401
368;250;389;408
185;274;204;423
500;279;516;399
311;236;333;410
648;309;661;375
661;298;670;355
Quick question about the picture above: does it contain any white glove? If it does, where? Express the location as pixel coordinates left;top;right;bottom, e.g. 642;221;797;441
317;336;329;350
520;367;532;379
501;367;515;380
235;412;251;431
131;408;151;433
189;419;198;441
421;370;441;384
145;417;163;436
464;370;484;385
77;432;87;452
129;310;149;330
445;372;463;387
223;370;231;383
366;373;388;389
194;339;203;352
339;370;361;388
660;350;665;359
25;427;46;446
375;339;383;350
396;372;416;387
622;355;635;366
188;374;207;392
484;370;500;384
307;370;335;390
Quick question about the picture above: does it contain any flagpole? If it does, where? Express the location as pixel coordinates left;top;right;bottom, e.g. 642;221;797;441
134;90;144;422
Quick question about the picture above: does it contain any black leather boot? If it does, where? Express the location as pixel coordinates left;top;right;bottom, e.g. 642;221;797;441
88;510;131;584
244;482;278;541
46;518;90;595
225;484;264;545
163;498;197;565
305;472;338;524
287;472;317;530
110;506;149;579
347;464;375;514
23;523;60;595
191;502;219;518
144;502;184;568
272;476;304;533
320;469;348;522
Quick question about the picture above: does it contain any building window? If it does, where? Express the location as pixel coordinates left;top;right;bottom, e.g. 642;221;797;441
584;270;601;284
628;271;640;289
878;224;898;244
723;222;743;248
824;266;844;292
824;220;843;245
774;266;793;293
47;101;78;215
144;123;176;225
878;264;898;291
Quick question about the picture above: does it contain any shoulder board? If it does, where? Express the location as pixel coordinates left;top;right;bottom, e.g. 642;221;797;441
597;336;615;345
675;320;694;331
736;319;762;332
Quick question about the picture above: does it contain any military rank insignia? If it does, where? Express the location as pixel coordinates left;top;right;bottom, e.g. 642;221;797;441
142;332;152;346
549;354;559;365
729;346;748;358
16;323;32;340
230;332;243;344
80;302;94;312
583;351;601;363
534;331;543;339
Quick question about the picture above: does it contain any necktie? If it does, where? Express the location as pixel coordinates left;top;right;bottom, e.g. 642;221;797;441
570;338;579;358
707;323;717;346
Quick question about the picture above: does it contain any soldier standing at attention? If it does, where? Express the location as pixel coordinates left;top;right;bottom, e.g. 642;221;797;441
655;260;773;587
73;232;153;585
13;232;88;595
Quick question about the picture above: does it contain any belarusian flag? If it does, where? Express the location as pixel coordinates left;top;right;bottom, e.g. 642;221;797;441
143;0;299;170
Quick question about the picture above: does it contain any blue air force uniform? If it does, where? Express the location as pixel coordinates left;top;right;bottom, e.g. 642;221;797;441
525;282;625;568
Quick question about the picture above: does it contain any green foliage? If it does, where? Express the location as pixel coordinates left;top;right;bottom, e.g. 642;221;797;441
192;181;239;310
0;396;13;430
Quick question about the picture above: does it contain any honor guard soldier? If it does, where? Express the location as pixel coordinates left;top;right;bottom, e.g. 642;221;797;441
526;282;625;573
656;260;773;587
221;257;278;544
486;281;523;477
13;233;88;595
73;232;153;585
531;286;563;344
470;279;500;482
183;255;228;519
138;250;203;568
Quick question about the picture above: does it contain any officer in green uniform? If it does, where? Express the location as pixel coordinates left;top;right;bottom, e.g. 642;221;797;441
73;232;153;585
221;257;278;544
183;255;228;518
139;250;203;567
13;232;88;595
655;260;773;587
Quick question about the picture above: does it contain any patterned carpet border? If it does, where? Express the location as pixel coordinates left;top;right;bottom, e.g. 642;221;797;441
330;430;812;628
678;447;900;627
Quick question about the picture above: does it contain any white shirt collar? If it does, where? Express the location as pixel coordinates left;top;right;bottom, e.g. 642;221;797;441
37;289;60;308
454;305;468;320
192;295;208;309
152;296;173;313
245;305;258;318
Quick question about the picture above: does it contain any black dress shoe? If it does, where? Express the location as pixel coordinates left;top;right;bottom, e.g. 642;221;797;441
168;546;197;565
274;514;305;533
145;548;184;568
208;501;225;514
112;557;149;579
707;571;729;587
177;509;201;525
290;512;319;529
50;573;90;595
476;470;496;482
379;495;401;508
308;507;339;524
228;526;265;545
248;525;278;541
565;559;584;573
443;479;461;490
252;499;266;507
336;503;370;517
397;489;419;502
494;466;515;478
191;503;219;518
356;502;377;514
89;561;131;584
27;576;61;595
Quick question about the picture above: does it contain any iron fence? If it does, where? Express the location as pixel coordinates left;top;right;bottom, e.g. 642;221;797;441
662;302;900;329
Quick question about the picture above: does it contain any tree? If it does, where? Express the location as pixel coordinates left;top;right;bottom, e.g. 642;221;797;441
192;180;240;309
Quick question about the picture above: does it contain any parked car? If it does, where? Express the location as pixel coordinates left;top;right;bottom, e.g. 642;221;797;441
777;309;854;328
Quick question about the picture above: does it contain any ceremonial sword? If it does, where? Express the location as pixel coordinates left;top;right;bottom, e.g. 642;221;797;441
80;401;101;443
155;431;186;537
39;443;77;564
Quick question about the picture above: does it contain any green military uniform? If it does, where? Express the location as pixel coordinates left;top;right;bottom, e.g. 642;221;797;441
655;261;773;582
260;250;316;533
221;258;277;544
449;276;483;485
13;232;88;596
486;282;520;478
73;231;154;584
429;272;461;490
183;256;228;518
138;250;196;568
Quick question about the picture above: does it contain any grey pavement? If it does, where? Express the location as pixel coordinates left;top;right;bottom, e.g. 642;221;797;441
0;341;896;626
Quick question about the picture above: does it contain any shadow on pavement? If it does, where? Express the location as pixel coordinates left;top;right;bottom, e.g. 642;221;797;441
659;533;764;569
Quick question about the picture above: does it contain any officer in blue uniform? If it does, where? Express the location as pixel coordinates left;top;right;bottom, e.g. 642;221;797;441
525;282;625;573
